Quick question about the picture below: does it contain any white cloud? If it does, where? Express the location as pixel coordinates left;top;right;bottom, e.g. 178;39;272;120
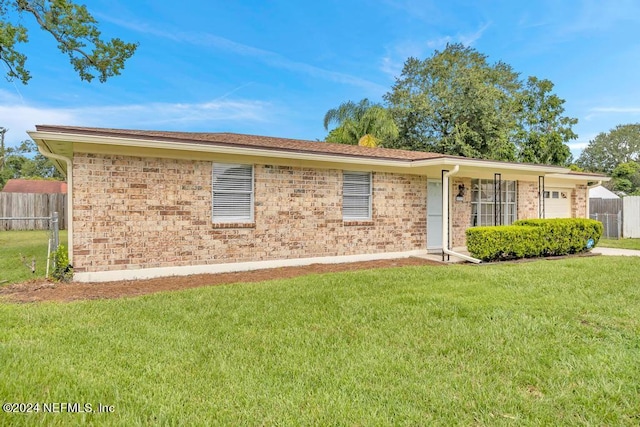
426;22;491;50
380;57;402;81
381;0;442;23
81;100;271;126
568;140;590;160
584;106;640;121
563;0;640;34
104;17;387;95
590;107;640;114
0;90;273;147
459;22;492;46
0;91;78;146
568;141;590;151
524;0;640;51
380;23;491;78
568;131;599;158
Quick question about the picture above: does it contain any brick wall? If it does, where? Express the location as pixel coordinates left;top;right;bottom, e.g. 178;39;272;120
72;153;427;273
571;184;588;218
517;181;539;220
450;177;471;248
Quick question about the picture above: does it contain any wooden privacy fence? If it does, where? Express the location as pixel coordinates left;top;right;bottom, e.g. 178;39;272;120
589;198;622;239
589;196;640;239
0;193;67;230
623;196;640;238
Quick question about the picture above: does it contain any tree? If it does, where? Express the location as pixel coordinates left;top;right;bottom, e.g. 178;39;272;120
0;139;62;189
0;0;137;84
577;124;640;173
383;43;577;164
323;98;398;147
609;161;640;195
515;77;576;165
384;44;521;160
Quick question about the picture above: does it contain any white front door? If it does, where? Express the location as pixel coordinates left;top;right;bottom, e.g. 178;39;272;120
427;179;443;252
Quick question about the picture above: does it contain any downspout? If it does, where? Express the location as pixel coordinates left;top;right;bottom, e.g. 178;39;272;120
586;180;602;219
442;165;482;264
37;144;73;265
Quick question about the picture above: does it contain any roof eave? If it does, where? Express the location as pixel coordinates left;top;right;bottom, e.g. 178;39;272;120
28;129;578;176
546;173;611;182
28;130;426;167
411;156;569;174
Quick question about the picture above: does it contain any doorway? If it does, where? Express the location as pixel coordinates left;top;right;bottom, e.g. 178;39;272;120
427;179;443;252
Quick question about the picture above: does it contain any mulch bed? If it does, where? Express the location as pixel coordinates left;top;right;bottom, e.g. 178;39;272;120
0;257;443;303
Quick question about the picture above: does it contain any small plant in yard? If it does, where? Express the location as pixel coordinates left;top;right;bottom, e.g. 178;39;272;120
19;254;36;274
0;230;67;284
50;245;73;282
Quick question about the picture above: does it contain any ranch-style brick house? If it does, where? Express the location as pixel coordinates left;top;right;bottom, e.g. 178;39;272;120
30;125;606;282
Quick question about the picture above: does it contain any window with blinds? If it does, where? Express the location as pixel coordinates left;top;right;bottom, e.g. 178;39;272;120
212;163;254;222
343;171;372;220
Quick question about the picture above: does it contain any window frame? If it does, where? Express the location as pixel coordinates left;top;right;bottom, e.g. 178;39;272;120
342;171;372;221
212;163;254;223
471;179;517;227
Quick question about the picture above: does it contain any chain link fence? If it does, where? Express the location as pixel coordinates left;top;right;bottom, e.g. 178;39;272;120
590;211;622;239
0;212;60;277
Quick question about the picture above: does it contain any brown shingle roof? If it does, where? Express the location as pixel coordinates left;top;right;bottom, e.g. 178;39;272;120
35;125;447;162
2;179;67;193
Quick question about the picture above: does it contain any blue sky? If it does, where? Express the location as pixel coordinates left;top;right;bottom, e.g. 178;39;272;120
2;0;640;160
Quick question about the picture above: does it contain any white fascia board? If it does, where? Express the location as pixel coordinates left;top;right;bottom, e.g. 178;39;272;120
546;173;611;182
444;158;569;175
28;131;417;168
416;157;570;174
28;130;576;175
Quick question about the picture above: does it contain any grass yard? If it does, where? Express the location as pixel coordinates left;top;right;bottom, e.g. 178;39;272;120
1;256;639;425
598;238;640;251
0;230;68;284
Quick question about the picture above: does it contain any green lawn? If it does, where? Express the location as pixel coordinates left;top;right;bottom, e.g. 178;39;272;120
0;230;68;284
1;257;639;425
598;238;640;251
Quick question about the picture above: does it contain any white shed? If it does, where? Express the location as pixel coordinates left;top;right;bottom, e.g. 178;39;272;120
589;186;619;199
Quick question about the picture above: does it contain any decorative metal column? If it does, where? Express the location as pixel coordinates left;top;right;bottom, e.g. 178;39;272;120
441;169;449;262
494;173;502;225
538;176;545;218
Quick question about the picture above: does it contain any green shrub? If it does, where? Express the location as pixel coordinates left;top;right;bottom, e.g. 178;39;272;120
467;225;543;262
514;218;603;256
50;245;73;282
466;218;603;262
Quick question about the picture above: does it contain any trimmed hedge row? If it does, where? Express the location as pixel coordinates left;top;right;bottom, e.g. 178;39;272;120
466;218;603;262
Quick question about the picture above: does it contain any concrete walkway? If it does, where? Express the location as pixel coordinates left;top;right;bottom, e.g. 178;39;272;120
591;247;640;257
418;247;640;263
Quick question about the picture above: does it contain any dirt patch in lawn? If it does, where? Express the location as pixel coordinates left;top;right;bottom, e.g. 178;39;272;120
0;257;443;303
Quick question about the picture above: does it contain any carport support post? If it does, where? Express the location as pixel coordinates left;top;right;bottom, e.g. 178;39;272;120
494;173;502;226
441;169;449;262
538;176;545;219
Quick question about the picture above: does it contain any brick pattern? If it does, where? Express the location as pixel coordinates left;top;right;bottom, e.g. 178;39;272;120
571;185;587;218
518;181;539;220
450;177;471;248
72;154;427;273
72;152;585;272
